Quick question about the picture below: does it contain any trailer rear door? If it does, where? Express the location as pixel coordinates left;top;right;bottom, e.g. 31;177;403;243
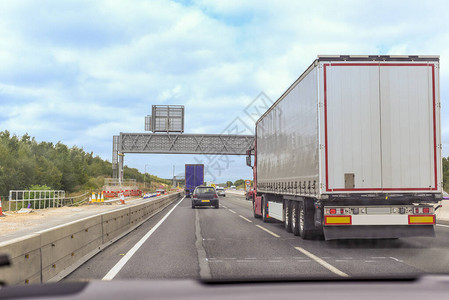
379;64;437;190
323;61;438;193
325;63;382;191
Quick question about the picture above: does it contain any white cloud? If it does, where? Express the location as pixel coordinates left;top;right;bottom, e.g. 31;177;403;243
1;0;449;180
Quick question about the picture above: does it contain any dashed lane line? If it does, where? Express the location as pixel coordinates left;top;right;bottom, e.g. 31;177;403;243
102;197;185;280
294;247;350;278
239;215;253;223
255;225;280;238
228;209;236;214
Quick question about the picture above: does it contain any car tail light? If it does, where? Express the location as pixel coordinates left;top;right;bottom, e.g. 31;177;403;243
214;194;218;199
193;194;198;199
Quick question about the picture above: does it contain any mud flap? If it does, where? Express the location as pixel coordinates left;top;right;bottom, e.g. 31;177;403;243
324;225;435;240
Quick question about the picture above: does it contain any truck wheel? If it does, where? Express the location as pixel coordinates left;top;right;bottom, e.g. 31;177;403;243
299;202;315;240
262;195;268;222
284;200;292;233
253;200;261;218
292;201;300;236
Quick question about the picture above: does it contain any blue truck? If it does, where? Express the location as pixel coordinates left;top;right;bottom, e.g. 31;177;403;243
185;164;204;198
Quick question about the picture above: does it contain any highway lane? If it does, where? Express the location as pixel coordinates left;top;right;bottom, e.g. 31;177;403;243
66;194;449;282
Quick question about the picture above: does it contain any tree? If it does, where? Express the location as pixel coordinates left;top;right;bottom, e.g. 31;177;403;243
234;179;245;187
226;181;233;188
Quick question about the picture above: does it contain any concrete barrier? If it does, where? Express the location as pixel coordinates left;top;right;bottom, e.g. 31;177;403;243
0;234;41;285
0;192;183;285
39;215;103;282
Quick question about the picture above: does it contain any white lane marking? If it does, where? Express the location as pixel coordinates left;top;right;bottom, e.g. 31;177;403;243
436;224;449;228
222;205;227;208
294;247;350;278
228;209;236;214
239;215;253;223
255;225;280;238
102;197;185;280
389;257;403;263
371;257;386;259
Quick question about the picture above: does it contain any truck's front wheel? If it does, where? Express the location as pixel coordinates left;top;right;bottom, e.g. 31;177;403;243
253;199;261;218
262;195;268;222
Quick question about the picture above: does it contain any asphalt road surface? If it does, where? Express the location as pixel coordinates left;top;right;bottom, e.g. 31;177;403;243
66;194;449;281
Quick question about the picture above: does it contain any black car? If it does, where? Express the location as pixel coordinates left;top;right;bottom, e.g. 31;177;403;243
191;186;219;209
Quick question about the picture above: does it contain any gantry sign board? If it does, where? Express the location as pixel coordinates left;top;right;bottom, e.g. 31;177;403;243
112;133;255;179
145;105;185;133
112;104;255;180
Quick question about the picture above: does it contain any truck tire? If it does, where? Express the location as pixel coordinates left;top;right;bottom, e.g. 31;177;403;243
262;195;268;222
299;201;315;240
292;201;300;236
253;199;261;218
284;200;292;233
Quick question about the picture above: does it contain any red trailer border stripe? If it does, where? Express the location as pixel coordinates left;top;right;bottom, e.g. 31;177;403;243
324;63;437;192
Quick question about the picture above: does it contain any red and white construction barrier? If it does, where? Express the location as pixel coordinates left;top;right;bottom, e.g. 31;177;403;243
0;196;4;216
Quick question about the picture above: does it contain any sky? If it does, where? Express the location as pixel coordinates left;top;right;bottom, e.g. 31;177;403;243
1;0;449;183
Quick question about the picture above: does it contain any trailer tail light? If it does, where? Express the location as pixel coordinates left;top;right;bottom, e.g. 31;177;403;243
325;215;352;225
325;207;350;215
408;215;435;225
413;207;434;214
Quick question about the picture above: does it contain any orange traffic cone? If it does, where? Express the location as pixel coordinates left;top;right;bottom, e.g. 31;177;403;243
0;196;4;217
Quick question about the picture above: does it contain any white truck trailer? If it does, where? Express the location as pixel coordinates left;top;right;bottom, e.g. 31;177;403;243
247;55;442;240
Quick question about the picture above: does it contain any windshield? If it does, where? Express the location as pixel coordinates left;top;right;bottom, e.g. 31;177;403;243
1;0;449;289
195;187;216;194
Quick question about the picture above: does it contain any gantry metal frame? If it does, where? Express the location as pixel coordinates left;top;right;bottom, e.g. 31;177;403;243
112;133;255;181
